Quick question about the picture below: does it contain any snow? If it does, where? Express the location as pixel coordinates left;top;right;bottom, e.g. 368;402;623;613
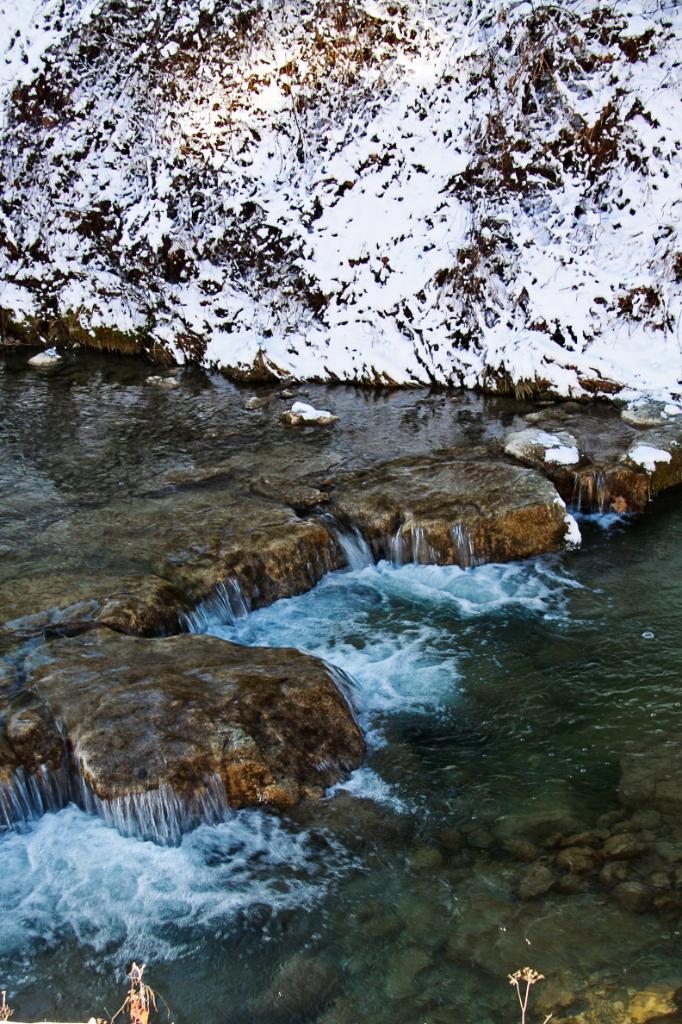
288;401;337;424
554;496;582;549
505;427;580;467
544;445;580;467
563;513;582;549
627;445;673;473
0;0;681;396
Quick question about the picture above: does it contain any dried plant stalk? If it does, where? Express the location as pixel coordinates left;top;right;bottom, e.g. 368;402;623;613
508;967;552;1024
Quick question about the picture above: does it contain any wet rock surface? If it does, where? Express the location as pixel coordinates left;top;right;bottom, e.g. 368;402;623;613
2;352;682;859
330;451;577;567
1;629;364;837
518;402;682;513
2;353;682;644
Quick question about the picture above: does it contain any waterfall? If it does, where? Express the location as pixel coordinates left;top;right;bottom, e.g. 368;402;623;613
0;756;233;845
78;774;232;845
323;517;375;570
182;578;250;633
572;469;609;513
0;763;72;829
389;524;438;566
451;523;477;568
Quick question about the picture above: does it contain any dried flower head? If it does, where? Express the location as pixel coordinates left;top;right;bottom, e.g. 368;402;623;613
0;991;12;1022
509;967;545;986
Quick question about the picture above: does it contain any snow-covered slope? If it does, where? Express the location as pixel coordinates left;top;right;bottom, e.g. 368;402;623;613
0;0;680;396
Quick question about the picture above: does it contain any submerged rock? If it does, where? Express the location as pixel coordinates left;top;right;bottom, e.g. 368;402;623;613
518;863;555;899
620;743;682;816
627;985;680;1024
612;880;651;913
331;451;579;567
245;394;272;410
621;400;682;428
254;954;341;1022
1;630;365;840
145;374;180;389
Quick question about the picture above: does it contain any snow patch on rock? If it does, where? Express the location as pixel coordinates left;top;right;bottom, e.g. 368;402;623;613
505;427;580;468
282;402;338;426
554;495;582;549
626;445;672;473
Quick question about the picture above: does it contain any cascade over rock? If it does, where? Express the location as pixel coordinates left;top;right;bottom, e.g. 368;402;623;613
512;403;682;513
0;491;342;648
330;451;578;566
0;630;365;841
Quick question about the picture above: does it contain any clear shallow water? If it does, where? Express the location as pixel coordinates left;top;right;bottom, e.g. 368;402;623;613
3;503;682;1023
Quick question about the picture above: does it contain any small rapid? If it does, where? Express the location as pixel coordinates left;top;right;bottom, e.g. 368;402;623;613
0;804;351;978
6;506;682;1024
200;556;580;726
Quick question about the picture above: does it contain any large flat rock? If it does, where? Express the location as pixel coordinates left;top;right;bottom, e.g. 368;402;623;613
1;630;365;841
0;492;341;645
330;451;579;566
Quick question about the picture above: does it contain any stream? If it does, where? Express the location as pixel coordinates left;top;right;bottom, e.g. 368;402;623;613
1;352;681;1024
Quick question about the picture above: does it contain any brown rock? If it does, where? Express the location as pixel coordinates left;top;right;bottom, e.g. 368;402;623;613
409;846;444;871
518;863;555;899
627;985;678;1024
0;689;67;826
631;809;663;830
0;492;342;642
17;629;365;839
500;836;540;862
556;846;602;874
467;827;495;850
599;861;629;888
255;955;340;1021
554;872;588;894
602;832;649;861
657;841;682;865
330;451;578;568
613;881;651;912
95;575;190;635
385;947;432;1000
620;744;682;816
597;809;627;829
560;829;609;849
437;826;464;852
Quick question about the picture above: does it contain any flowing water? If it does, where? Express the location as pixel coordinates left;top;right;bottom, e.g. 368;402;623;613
1;352;682;1023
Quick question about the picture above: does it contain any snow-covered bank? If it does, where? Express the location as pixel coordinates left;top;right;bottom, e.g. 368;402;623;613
0;0;680;396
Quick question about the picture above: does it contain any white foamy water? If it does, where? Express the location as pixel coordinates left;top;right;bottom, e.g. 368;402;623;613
207;558;579;721
0;805;349;972
329;767;409;814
